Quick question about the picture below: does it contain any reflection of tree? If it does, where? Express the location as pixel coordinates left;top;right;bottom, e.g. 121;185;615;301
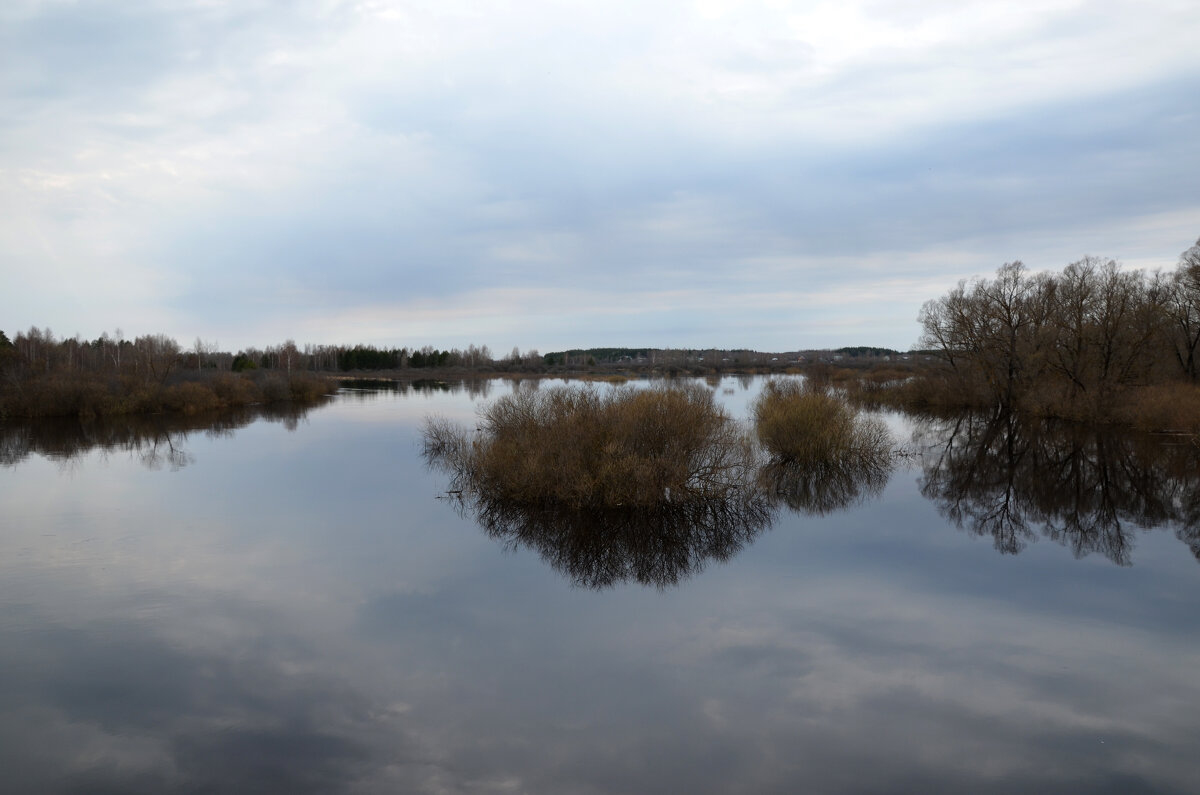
336;378;493;401
916;412;1200;565
448;491;774;590
0;404;317;471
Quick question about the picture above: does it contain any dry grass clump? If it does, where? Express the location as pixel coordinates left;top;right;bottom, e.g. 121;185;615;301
160;381;224;414
751;379;893;466
209;372;261;405
424;382;758;509
1114;383;1200;434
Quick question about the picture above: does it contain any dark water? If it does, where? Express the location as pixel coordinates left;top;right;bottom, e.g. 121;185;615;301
2;378;1199;794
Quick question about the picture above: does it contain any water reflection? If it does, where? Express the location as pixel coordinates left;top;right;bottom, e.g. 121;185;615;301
422;379;906;587
445;491;774;589
337;378;494;400
5;381;1200;792
916;412;1200;564
423;382;777;588
758;454;892;515
0;403;319;470
430;450;904;587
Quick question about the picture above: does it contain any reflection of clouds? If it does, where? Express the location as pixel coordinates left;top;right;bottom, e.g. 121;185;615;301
637;577;1200;793
0;612;414;794
4;512;1200;794
4;393;1200;792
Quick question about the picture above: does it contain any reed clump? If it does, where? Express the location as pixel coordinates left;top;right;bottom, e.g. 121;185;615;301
424;383;758;509
751;379;893;466
1112;383;1200;434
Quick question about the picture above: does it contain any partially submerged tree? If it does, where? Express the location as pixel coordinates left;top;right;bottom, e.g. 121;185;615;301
917;248;1198;419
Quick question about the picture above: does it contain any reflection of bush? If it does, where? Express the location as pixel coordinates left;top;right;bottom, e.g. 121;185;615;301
758;455;892;515
751;379;892;469
750;380;894;514
460;492;773;589
424;380;905;587
425;383;759;510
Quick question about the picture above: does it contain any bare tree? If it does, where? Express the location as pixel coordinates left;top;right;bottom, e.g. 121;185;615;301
1165;238;1200;380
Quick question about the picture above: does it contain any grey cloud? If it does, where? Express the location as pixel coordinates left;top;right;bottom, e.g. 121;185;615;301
2;0;1198;349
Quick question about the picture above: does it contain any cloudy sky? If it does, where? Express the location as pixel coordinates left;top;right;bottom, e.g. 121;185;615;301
2;0;1197;353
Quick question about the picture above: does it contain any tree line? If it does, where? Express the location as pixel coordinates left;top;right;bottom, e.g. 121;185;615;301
915;237;1200;423
0;331;557;418
0;333;510;379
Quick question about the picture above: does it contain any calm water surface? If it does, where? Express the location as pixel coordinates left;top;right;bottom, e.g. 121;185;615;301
2;377;1199;794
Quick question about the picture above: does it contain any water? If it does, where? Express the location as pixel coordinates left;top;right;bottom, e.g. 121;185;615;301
2;377;1198;794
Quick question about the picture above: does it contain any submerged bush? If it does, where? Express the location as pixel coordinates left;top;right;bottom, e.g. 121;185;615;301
757;455;893;515
424;382;759;509
751;380;895;512
464;496;772;590
751;379;893;467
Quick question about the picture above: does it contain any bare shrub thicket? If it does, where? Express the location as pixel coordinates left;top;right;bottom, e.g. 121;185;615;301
750;379;895;512
425;383;759;509
751;379;892;466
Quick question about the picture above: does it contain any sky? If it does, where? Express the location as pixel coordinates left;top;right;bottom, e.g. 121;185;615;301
2;0;1198;354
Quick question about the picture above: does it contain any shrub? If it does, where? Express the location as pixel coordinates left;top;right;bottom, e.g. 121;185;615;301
209;373;260;407
160;381;222;414
424;382;759;509
751;379;892;467
1114;383;1200;434
288;372;330;402
257;375;291;403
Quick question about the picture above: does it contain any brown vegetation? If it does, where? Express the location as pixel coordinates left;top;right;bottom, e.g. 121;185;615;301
425;378;901;530
846;240;1200;432
424;379;903;586
0;370;332;419
424;382;759;510
1111;383;1200;434
750;379;896;512
751;379;893;466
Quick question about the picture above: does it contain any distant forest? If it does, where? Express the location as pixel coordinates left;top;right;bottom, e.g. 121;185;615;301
0;331;902;383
